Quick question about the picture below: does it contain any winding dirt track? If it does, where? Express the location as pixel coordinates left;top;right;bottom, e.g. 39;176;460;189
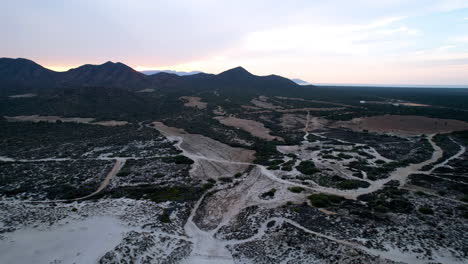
151;118;468;263
75;159;126;201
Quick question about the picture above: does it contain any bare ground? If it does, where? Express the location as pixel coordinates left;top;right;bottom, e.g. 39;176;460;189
275;96;357;108
280;113;327;131
333;115;468;135
4;115;129;126
180;96;207;109
214;116;283;141
151;122;255;180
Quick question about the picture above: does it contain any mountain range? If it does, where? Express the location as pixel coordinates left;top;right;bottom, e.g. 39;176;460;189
0;58;306;93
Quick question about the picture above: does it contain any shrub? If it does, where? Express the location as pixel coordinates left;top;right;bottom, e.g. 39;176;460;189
337;180;370;190
159;209;171;223
207;179;216;184
261;188;277;198
268;165;280;170
288;186;305;193
461;195;468;203
418;207;434;215
153;173;165;178
117;170;131;177
308;193;343;208
162;155;194;164
203;183;215;190
219;177;233;183
296;161;320;175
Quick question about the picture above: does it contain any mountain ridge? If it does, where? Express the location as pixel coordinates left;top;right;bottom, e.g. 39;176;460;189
0;58;305;93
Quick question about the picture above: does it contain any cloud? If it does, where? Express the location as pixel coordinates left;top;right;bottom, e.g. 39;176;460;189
452;35;468;43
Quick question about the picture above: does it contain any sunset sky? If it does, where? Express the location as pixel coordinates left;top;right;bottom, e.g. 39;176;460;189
2;0;468;85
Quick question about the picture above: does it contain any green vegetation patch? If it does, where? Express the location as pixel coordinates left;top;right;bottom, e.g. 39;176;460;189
418;207;434;215
261;188;277;199
358;187;414;214
307;193;344;208
296;161;320;175
337;179;370;190
288;186;305;193
162;155;194;165
105;185;203;203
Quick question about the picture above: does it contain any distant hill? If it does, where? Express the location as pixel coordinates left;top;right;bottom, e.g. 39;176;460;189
60;61;150;89
141;70;202;76
0;58;303;95
0;58;58;89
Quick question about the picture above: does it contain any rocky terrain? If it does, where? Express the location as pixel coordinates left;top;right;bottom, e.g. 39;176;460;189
1;58;467;264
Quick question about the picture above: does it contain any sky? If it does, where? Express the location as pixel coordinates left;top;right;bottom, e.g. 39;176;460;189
1;0;468;85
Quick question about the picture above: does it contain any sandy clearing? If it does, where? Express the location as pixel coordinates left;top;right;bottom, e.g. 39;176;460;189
0;216;131;264
280;113;328;131
4;115;128;126
277;107;344;113
241;105;262;110
275;96;356;108
8;93;37;98
194;166;303;231
280;113;307;130
5;115;95;123
76;159;126;201
399;102;430;107
251;98;283;110
92;120;130;126
136;88;155;93
180;96;207;109
333;115;468;135
214;116;283;141
183;167;306;263
151;122;255;180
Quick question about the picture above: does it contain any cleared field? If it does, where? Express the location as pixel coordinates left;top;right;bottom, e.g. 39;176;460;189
251;98;283;110
275;96;355;108
179;96;207;109
4;115;128;126
215;116;283;141
334;115;468;135
152;122;255;180
8;93;37;98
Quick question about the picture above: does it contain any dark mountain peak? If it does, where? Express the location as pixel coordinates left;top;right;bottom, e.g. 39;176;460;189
0;57;54;72
0;57;56;88
69;61;135;73
61;61;147;89
218;66;253;78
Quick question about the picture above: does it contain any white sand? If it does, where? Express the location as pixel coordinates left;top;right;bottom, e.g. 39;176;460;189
0;216;130;264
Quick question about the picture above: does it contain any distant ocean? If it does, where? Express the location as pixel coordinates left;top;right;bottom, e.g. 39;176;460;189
316;83;468;89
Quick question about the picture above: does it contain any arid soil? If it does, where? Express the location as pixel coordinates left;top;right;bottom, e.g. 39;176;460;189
275;96;356;108
334;115;468;135
136;88;155;93
180;96;208;109
152;122;255;180
214;116;283;141
250;98;283;110
280;113;327;131
8;93;37;98
4;115;129;126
